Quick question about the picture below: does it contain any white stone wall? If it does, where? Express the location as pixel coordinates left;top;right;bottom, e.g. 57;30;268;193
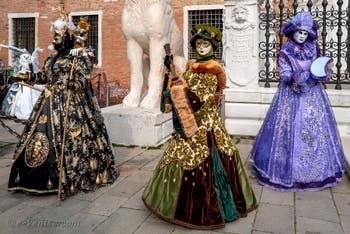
224;87;350;138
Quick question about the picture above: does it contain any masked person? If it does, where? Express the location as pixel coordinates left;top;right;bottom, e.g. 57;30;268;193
8;15;118;201
1;48;44;120
250;12;345;191
142;24;257;229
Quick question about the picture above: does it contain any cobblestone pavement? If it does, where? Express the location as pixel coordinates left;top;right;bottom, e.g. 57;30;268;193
0;118;350;234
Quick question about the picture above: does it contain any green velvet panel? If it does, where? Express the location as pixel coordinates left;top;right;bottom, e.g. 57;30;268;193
234;152;258;211
219;150;258;216
212;147;238;222
142;162;182;219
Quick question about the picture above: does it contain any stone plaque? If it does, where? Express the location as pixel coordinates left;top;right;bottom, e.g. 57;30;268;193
223;3;259;88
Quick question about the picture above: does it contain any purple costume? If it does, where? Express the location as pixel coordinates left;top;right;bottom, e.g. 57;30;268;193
250;12;345;191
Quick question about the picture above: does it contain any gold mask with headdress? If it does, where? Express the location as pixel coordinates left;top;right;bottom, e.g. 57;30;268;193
50;13;90;51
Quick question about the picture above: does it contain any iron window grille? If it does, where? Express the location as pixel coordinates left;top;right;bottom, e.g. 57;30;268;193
187;9;223;62
259;0;350;89
72;15;99;66
12;17;35;54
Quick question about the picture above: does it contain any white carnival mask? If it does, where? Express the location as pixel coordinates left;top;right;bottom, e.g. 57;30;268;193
293;30;309;44
195;39;213;57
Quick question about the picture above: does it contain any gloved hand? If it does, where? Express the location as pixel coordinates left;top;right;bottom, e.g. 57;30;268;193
67;81;80;91
69;48;84;56
292;71;316;93
12;73;30;80
292;82;308;94
293;71;310;84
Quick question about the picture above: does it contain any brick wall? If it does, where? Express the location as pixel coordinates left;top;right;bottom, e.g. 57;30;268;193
0;0;223;104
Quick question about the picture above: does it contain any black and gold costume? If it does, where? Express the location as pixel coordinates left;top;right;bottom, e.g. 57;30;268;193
8;16;118;199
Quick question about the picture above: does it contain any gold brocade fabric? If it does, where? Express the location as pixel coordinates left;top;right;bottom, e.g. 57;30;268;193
160;67;237;170
9;53;117;194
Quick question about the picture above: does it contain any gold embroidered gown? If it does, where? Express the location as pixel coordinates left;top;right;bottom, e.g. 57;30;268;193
8;53;118;198
142;59;257;229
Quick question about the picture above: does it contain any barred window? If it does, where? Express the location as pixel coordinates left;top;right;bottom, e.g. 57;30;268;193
12;17;35;53
187;9;223;61
72;15;99;65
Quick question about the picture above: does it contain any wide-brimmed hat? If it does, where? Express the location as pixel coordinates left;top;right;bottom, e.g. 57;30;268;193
190;24;222;51
282;12;319;41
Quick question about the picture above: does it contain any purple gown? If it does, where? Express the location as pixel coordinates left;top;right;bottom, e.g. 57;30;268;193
250;39;345;191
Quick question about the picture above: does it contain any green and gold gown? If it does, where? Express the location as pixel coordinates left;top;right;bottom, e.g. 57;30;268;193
8;53;118;198
142;59;257;229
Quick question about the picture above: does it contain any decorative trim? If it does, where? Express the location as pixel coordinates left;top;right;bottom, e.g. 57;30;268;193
25;132;50;168
12;96;48;163
8;187;58;194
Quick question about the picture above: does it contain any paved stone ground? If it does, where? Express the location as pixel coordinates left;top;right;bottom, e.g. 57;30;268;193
0;118;350;234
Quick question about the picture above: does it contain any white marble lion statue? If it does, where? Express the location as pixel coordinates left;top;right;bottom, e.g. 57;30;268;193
122;0;186;109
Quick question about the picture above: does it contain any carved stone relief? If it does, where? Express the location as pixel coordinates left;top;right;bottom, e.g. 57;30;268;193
223;3;258;88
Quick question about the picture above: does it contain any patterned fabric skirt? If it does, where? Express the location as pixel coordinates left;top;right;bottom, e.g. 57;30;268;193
8;90;119;199
142;132;257;229
250;83;345;192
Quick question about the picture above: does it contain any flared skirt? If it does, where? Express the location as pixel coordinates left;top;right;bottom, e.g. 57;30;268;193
143;133;257;229
250;83;345;191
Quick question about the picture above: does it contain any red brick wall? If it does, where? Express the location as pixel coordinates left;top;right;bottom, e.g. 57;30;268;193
0;0;223;104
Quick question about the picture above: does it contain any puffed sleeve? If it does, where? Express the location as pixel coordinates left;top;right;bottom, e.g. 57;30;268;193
278;52;293;84
28;56;52;84
70;56;91;90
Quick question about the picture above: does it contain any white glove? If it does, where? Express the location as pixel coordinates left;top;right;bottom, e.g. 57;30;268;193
31;48;44;74
69;48;84;56
18;53;32;74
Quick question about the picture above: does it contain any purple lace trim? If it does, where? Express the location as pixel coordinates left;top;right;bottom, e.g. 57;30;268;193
256;171;343;192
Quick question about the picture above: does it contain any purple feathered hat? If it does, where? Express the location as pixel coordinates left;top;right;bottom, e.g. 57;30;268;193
282;12;319;41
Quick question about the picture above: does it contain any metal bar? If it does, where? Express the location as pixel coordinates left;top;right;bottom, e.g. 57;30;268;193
279;0;284;52
321;0;328;55
293;0;298;15
264;0;271;88
103;72;109;107
307;0;313;12
106;87;110;107
97;73;101;100
0;117;21;138
335;0;344;90
347;0;350;79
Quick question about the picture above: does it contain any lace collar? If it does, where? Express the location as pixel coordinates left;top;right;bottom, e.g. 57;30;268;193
281;39;316;61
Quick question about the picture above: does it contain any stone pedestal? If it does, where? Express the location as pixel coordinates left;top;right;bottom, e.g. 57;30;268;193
101;105;173;146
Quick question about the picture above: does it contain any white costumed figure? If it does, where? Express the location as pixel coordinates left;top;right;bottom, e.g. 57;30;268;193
1;45;44;120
